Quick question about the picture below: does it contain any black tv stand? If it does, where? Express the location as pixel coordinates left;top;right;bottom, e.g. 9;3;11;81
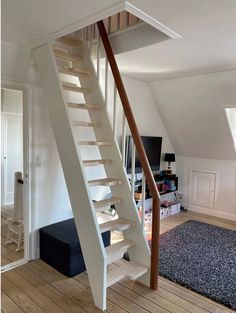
134;174;178;199
134;174;180;222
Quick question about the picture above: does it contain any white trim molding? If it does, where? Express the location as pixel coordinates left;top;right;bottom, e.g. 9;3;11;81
31;1;182;49
125;2;182;39
31;2;125;48
187;205;236;222
1;259;28;273
1;79;35;264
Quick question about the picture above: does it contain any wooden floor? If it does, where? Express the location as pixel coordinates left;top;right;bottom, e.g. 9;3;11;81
1;211;236;313
1;207;24;266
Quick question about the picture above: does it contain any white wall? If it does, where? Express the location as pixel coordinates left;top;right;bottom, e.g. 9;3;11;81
31;88;72;229
176;156;236;221
2;40;73;231
226;108;236;150
149;70;236;160
123;75;174;170
1;40;32;82
1;88;23;113
150;70;236;220
101;70;174;171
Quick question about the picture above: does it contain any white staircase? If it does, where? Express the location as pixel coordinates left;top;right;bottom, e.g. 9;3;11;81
32;33;151;311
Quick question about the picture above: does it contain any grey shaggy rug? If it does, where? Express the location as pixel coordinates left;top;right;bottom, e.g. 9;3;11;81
158;220;236;310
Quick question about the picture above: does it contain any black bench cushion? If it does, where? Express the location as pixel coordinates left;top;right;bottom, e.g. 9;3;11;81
40;218;110;277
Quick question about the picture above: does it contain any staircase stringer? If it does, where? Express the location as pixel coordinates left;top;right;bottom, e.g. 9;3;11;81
32;43;107;310
78;40;151;286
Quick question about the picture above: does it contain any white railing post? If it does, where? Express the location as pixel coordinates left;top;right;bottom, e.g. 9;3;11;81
113;86;117;137
104;57;109;108
131;141;136;197
97;34;101;84
122;112;127;166
141;172;146;230
89;25;93;52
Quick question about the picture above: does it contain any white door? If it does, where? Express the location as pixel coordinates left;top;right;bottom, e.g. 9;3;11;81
190;170;216;209
1;112;23;205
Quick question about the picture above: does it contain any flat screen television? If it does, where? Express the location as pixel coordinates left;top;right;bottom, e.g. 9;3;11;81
126;136;162;173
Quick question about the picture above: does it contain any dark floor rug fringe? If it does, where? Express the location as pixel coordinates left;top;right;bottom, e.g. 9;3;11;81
152;220;236;310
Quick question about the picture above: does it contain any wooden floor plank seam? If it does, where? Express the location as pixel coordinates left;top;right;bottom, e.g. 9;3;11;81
117;280;197;313
2;211;236;313
25;260;125;313
112;282;171;313
26;264;107;313
158;277;234;313
14;265;86;313
114;280;188;313
4;270;67;313
75;272;149;313
113;261;206;313
1;290;25;313
1;276;46;313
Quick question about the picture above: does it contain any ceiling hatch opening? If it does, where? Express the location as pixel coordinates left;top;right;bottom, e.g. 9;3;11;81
225;108;236;152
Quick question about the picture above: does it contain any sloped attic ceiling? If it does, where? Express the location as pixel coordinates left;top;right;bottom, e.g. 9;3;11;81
116;0;236;81
2;0;236;161
1;0;124;44
150;69;236;160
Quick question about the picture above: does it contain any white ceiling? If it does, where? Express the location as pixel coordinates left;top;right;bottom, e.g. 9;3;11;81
2;0;235;160
2;0;236;81
1;0;123;44
116;0;236;81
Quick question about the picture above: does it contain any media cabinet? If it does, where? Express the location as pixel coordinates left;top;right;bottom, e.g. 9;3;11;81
134;174;180;220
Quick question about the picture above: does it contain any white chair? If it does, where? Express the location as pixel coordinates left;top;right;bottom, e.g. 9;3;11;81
5;172;24;252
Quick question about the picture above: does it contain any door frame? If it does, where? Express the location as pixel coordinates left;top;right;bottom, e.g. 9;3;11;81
1;111;24;205
1;79;35;271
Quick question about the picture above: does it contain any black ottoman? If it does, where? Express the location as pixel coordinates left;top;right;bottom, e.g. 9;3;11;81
39;218;110;277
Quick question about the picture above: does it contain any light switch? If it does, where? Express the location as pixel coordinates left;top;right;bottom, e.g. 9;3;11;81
36;155;42;167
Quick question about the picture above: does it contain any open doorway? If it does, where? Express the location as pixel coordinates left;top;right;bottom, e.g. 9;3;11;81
1;88;25;267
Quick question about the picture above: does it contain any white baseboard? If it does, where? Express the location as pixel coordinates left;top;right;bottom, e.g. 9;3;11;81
1;259;28;273
36;247;40;259
186;205;236;222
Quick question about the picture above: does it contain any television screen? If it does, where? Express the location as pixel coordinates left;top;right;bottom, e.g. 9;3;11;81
126;136;162;173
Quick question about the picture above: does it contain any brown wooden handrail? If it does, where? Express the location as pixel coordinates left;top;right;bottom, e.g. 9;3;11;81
97;20;160;290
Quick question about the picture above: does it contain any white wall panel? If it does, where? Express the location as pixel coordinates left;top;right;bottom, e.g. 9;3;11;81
190;170;216;209
177;156;236;220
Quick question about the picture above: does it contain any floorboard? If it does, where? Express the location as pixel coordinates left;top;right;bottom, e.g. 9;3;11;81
1;211;235;313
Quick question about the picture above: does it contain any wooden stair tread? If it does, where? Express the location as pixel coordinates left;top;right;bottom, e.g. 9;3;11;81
106;239;134;264
62;82;91;94
59;67;91;77
94;197;122;210
78;141;112;146
99;218;135;233
57;35;82;46
53;48;80;62
107;260;148;287
68;103;100;110
72;121;101;128
83;159;112;166
88;178;123;187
